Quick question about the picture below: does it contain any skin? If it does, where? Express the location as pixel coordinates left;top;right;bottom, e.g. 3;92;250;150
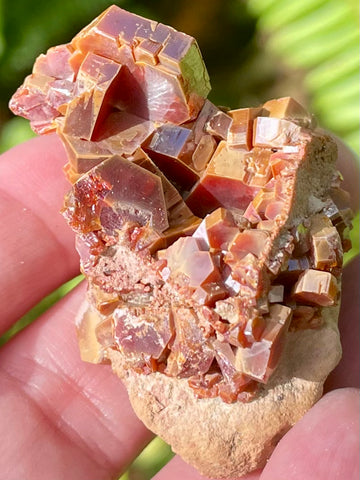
0;134;358;480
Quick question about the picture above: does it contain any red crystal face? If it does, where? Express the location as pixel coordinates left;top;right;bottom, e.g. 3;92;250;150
9;5;352;403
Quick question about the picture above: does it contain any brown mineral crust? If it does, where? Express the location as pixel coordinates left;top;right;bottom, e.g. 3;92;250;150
9;5;353;479
255;132;338;279
290;305;322;331
85;235;164;296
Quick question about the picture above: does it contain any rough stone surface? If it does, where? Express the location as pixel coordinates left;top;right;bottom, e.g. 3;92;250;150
108;306;341;478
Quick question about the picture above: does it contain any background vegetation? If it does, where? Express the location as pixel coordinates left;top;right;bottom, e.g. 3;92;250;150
0;1;358;478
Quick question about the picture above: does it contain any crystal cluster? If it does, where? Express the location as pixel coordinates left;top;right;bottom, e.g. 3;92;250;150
10;6;352;403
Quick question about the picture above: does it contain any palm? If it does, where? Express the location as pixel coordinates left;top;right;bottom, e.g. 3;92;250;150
0;135;358;480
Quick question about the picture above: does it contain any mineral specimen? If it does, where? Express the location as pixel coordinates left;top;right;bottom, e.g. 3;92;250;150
10;5;352;478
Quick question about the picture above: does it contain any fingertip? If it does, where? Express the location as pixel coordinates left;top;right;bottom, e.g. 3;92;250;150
261;388;360;480
325;257;360;392
333;135;359;212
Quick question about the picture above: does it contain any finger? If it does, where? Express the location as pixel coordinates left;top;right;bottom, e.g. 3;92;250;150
153;454;261;480
260;388;359;480
316;130;359;211
0;134;79;333
0;283;153;480
325;256;360;391
333;134;359;212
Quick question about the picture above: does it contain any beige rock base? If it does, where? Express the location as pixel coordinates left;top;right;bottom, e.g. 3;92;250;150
107;306;341;478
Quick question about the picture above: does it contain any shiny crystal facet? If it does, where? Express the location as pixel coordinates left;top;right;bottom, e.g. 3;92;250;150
114;306;174;361
262;96;314;127
292;269;338;307
253;117;302;148
227;107;262;150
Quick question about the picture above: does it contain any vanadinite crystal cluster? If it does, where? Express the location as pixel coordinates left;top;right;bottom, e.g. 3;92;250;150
10;6;352;403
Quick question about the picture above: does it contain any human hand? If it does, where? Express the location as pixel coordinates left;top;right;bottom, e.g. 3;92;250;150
0;134;358;480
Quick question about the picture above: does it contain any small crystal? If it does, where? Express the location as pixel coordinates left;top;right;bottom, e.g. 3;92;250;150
292;269;338;307
253;117;301;148
227;107;262;150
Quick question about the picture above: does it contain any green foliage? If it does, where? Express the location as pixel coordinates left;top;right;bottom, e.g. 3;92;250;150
120;437;174;480
247;0;360;155
0;0;4;58
345;212;360;265
0;0;112;103
0;117;35;153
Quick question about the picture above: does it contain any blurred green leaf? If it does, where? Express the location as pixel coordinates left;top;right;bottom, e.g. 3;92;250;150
248;0;327;19
120;437;174;480
0;0;118;111
305;46;359;91
246;0;360;159
319;99;360;132
269;23;358;69
344;212;359;265
0;0;4;58
0;116;35;153
312;73;359;110
255;0;329;30
342;130;360;156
